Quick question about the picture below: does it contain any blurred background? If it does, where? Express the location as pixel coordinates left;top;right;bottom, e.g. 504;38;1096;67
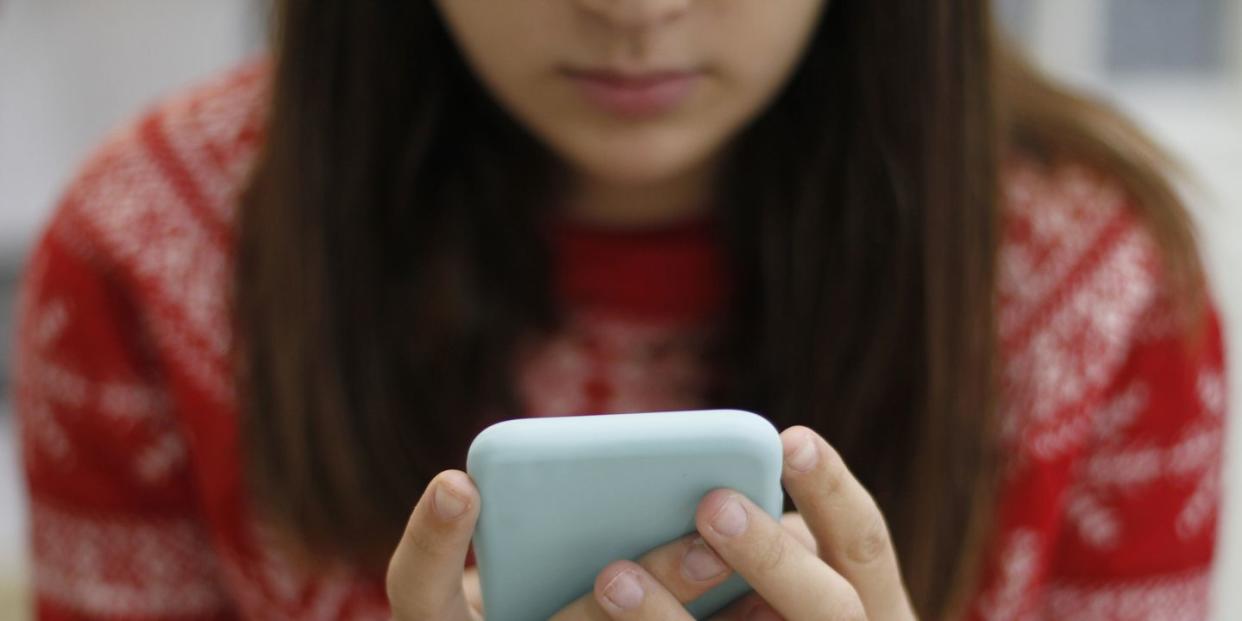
0;0;1239;618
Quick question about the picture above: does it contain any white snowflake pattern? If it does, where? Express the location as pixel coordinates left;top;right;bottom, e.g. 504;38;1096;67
1042;570;1211;621
1062;365;1225;550
976;529;1044;621
215;521;390;621
1002;225;1158;463
31;501;230;618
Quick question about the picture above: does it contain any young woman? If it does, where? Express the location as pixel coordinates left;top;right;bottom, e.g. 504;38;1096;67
15;0;1227;619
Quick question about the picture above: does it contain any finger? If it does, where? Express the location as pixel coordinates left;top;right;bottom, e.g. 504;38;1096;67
463;567;483;616
386;470;480;621
592;560;697;620
556;517;812;621
552;533;734;619
779;512;817;555
634;533;735;602
695;489;864;621
779;426;915;620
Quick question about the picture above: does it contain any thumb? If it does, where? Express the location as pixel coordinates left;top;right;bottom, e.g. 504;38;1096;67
387;469;481;621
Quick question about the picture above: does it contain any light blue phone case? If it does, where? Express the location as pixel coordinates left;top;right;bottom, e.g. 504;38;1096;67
466;409;785;621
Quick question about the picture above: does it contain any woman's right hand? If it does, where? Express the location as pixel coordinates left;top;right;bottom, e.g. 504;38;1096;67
386;470;814;621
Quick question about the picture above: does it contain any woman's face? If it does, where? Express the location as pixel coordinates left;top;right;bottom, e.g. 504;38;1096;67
434;0;828;188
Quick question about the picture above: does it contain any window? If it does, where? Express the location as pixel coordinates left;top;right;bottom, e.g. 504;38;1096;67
1000;0;1241;88
1106;0;1227;75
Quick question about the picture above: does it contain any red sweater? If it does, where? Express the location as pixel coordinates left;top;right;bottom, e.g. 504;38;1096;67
14;61;1228;620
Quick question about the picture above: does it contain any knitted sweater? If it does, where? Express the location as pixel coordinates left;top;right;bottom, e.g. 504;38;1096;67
14;61;1227;620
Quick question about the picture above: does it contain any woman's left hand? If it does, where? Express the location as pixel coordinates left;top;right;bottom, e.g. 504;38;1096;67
575;425;918;621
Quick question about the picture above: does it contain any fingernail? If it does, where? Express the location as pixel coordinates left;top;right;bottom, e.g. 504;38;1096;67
710;495;748;537
603;570;644;610
784;432;818;473
434;479;468;520
682;537;727;581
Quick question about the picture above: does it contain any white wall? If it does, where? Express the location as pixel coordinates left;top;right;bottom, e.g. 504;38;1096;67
1128;88;1242;621
0;0;260;261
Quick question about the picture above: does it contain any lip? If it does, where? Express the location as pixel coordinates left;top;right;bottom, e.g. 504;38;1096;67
563;67;702;119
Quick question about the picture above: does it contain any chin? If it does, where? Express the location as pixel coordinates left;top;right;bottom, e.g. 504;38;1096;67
561;138;718;189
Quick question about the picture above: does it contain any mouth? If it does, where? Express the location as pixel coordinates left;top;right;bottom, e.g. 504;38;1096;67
561;67;704;120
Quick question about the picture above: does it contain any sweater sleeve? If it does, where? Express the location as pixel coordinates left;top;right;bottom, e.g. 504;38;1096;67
14;201;236;620
1038;301;1227;620
973;160;1230;621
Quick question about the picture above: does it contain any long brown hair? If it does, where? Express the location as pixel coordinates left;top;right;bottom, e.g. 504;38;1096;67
235;1;1201;616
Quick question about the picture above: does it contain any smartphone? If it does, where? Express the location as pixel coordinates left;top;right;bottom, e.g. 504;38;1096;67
466;409;785;621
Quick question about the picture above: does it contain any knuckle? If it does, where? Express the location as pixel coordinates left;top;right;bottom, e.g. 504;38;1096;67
384;568;402;611
819;444;849;496
404;524;445;562
385;581;428;620
385;547;413;608
407;526;442;561
392;603;436;621
846;516;892;566
640;536;685;573
753;529;789;574
385;556;426;619
836;603;868;621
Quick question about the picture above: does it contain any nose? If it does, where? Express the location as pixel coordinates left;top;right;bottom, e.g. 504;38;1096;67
574;0;692;29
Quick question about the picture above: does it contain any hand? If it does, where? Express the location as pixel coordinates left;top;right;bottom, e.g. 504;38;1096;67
386;426;916;620
386;470;482;621
548;512;819;621
579;426;917;621
385;469;814;621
